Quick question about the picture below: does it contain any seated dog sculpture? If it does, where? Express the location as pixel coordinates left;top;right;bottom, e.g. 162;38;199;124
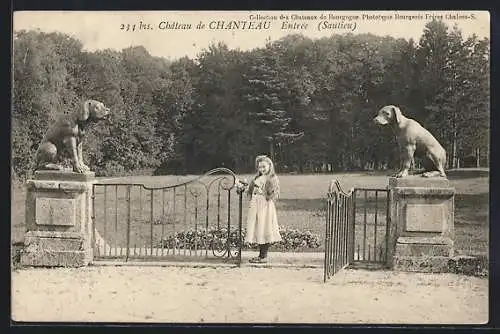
373;105;447;178
34;99;110;173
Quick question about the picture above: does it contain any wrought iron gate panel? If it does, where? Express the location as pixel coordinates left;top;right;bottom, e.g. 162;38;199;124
91;168;243;264
324;180;354;282
324;180;391;282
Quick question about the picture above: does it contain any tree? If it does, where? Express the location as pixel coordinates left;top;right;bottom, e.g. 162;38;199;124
154;56;197;174
11;24;489;177
243;41;304;167
12;30;75;177
416;20;490;168
78;49;125;173
271;35;315;170
456;35;489;167
415;20;453;165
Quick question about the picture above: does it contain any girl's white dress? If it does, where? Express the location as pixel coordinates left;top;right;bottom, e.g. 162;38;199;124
245;175;282;244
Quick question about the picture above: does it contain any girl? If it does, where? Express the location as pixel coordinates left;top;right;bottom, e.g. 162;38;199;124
245;155;282;263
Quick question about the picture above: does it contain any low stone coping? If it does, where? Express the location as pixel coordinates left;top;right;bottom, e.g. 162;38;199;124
396;236;453;245
392;187;455;196
34;171;96;182
26;180;90;192
24;231;83;239
389;176;451;188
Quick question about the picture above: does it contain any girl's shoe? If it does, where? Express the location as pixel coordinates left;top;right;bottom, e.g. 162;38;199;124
249;257;268;263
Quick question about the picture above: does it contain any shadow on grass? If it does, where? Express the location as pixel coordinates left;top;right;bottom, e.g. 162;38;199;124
447;169;489;179
277;196;389;212
277;191;488;214
454;194;489;258
278;198;325;212
455;193;489;211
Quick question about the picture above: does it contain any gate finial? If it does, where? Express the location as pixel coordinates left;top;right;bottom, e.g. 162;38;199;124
328;179;351;196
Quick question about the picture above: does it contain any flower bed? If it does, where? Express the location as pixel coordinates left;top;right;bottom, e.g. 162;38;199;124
157;226;321;251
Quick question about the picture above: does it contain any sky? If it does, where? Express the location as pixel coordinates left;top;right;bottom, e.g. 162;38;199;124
13;10;490;60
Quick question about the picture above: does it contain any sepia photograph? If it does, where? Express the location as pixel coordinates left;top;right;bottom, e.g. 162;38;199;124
11;10;490;324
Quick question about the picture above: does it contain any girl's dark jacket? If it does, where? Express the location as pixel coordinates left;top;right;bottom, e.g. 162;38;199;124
247;174;280;201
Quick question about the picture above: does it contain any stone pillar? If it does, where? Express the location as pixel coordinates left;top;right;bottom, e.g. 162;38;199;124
21;171;96;267
387;176;455;273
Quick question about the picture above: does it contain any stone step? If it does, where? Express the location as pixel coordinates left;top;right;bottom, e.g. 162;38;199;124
21;250;88;267
392;256;450;273
395;239;454;257
24;237;84;252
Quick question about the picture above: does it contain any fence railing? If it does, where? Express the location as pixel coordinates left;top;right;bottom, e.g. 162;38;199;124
351;188;390;263
91;168;243;264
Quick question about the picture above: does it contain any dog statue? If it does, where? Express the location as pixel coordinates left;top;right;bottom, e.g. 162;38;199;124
34;99;110;173
373;105;447;178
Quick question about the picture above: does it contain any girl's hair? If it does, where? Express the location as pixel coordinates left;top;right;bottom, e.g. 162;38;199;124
255;155;276;177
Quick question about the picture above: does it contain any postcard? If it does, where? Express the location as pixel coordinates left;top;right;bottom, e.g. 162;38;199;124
11;10;490;325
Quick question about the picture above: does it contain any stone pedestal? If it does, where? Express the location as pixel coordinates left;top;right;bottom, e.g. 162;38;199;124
387;176;455;273
21;171;96;267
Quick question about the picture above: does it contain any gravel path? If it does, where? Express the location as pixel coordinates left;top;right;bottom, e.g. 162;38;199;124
11;265;487;324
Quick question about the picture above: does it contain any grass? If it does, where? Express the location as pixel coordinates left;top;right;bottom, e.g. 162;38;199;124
11;169;489;259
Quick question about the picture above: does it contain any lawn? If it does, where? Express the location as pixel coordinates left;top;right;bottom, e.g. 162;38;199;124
11;169;489;259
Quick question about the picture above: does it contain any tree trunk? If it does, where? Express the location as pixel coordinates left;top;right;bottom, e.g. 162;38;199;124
452;138;457;169
452;114;458;169
450;149;454;169
476;147;480;168
269;140;275;166
452;138;458;168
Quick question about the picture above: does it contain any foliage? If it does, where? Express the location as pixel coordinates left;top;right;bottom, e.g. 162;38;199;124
157;226;321;251
12;20;490;178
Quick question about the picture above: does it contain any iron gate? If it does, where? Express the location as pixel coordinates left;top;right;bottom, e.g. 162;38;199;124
324;180;391;282
91;168;244;264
